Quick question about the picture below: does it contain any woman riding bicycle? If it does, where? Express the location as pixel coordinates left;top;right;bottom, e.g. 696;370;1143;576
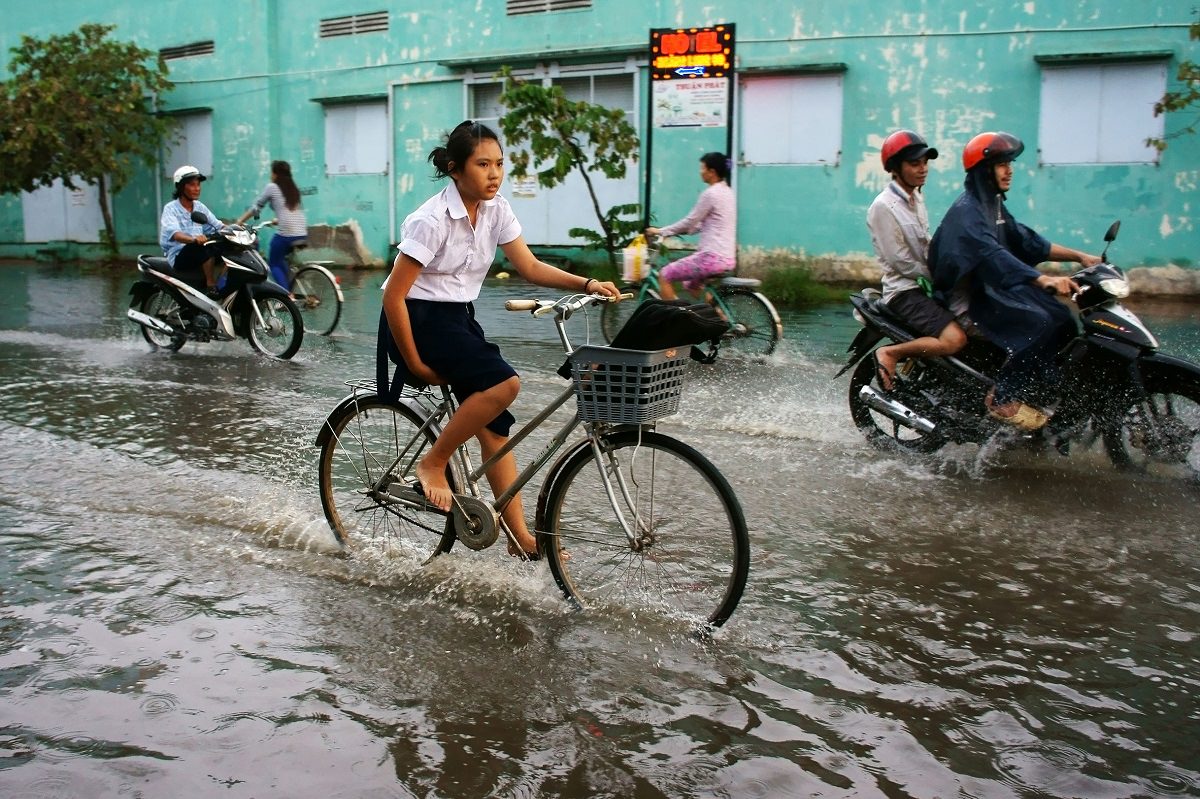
644;151;736;301
379;120;618;558
235;160;306;292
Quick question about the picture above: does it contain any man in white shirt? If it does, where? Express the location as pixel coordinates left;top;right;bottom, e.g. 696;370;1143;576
867;130;966;390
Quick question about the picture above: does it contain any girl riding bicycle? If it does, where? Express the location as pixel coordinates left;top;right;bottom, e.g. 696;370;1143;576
380;120;618;558
645;151;736;300
235;160;307;292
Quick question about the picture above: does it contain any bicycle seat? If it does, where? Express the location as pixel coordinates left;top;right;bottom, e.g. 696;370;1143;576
717;276;762;289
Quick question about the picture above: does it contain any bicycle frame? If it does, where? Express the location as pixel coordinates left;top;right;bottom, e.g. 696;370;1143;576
366;293;652;551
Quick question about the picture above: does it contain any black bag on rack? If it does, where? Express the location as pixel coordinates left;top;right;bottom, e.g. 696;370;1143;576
559;299;728;378
609;299;729;353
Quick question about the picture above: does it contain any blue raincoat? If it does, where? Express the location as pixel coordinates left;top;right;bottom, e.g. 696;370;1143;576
929;169;1077;406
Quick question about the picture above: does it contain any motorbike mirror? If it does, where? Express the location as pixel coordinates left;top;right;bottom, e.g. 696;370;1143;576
1100;220;1120;262
190;210;209;224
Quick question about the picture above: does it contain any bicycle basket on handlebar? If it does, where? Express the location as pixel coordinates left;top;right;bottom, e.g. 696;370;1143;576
569;345;689;424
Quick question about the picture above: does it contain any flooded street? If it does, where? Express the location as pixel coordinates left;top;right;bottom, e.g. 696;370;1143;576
1;261;1198;797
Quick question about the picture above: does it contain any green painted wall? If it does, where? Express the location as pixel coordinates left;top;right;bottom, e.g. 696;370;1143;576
1;1;1197;277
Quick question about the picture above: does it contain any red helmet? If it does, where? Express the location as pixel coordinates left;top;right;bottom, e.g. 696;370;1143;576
962;131;1024;171
881;130;938;173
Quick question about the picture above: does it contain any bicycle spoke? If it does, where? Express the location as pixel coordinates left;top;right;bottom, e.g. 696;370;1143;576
543;431;749;629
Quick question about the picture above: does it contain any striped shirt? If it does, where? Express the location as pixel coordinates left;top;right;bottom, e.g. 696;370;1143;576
247;183;307;237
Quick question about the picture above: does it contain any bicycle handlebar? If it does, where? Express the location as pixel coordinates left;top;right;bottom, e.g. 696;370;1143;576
504;292;631;318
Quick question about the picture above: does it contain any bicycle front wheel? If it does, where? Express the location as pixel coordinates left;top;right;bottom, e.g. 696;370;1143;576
292;266;342;335
718;288;782;356
318;395;457;556
600;286;657;344
541;430;749;630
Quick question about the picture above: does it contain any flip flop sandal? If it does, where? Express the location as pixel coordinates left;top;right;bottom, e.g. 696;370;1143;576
872;350;895;392
985;389;1050;431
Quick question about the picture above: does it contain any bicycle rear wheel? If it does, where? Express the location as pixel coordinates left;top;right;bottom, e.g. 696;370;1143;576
600;286;657;344
318;394;457;556
718;288;782;356
292;266;342;335
541;429;749;630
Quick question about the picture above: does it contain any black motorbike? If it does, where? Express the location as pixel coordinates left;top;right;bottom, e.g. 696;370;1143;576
837;222;1200;480
127;212;304;359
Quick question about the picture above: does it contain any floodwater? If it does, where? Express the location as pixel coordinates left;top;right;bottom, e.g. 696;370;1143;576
0;261;1197;798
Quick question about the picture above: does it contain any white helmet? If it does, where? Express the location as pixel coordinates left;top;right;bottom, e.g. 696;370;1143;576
172;165;206;184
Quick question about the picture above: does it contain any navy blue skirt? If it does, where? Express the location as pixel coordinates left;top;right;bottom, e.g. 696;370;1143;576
377;300;517;436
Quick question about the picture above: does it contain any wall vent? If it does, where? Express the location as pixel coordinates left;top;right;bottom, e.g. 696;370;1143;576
320;11;389;38
506;0;592;16
159;41;215;60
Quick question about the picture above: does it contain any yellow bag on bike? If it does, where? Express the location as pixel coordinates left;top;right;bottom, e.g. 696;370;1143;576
621;235;647;283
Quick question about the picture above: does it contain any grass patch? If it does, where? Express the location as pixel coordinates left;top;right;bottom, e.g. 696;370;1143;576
760;264;844;307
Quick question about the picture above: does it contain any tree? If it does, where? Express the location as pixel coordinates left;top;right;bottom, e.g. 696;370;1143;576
1149;17;1200;151
0;23;173;254
497;67;642;268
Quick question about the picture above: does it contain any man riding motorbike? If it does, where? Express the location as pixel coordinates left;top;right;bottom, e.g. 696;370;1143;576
160;165;224;299
929;132;1100;430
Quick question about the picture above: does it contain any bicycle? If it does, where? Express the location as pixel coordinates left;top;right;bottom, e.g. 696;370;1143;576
315;292;750;630
600;237;783;356
257;219;344;336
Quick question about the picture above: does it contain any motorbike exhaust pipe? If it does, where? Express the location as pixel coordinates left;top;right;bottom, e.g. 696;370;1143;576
127;308;175;334
858;385;937;434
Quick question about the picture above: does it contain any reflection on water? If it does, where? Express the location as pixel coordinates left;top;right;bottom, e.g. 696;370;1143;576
0;262;1197;797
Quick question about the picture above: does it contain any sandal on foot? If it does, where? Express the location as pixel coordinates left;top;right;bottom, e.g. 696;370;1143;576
985;389;1049;431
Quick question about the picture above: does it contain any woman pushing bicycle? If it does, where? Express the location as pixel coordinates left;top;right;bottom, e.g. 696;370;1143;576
380;120;618;558
645;151;736;300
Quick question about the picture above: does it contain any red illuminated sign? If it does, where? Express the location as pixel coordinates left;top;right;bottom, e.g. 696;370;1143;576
650;24;736;81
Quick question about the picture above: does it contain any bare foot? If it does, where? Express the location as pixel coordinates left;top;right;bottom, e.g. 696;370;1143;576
506;532;539;559
414;459;453;512
874;347;898;391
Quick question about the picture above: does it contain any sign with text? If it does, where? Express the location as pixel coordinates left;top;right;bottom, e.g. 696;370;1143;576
650;24;735;81
652;79;729;128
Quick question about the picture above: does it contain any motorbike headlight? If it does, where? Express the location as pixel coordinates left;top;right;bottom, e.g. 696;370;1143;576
1098;277;1130;298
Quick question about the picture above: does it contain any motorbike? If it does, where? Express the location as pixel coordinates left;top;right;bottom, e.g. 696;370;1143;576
127;212;305;359
836;221;1200;481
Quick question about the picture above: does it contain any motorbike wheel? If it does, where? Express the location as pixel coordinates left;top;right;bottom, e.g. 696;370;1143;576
247;296;304;359
139;288;186;352
848;354;946;454
1102;369;1200;481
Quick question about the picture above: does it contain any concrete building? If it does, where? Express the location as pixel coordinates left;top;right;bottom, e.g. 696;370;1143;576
2;1;1197;291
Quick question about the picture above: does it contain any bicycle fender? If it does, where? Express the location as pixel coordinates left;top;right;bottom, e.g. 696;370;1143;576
297;263;345;301
313;392;443;448
314;392;368;448
533;426;665;533
534;438;593;533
